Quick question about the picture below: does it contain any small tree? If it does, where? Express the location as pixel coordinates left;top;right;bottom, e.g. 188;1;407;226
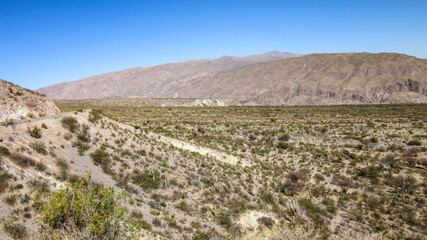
283;169;309;196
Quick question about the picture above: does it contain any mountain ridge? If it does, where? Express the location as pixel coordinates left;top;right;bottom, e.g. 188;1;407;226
36;51;301;99
163;52;427;105
36;52;427;105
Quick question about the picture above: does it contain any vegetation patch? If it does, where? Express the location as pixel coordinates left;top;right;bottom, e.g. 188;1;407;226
36;174;136;239
27;126;42;138
61;116;79;133
131;171;160;190
91;148;112;174
3;221;27;239
29;141;48;155
9;153;36;168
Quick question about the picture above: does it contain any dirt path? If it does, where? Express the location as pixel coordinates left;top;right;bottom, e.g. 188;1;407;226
148;132;251;167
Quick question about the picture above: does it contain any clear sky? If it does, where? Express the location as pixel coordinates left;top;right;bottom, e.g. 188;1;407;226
1;0;426;90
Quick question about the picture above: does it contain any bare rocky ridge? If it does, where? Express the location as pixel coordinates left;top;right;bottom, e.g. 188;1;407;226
168;52;427;105
0;80;59;122
37;51;300;100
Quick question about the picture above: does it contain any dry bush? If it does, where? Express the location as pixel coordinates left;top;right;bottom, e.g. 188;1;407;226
241;225;319;240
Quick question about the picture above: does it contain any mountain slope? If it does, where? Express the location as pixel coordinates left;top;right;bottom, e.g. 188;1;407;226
37;51;300;99
0;79;59;122
167;52;427;105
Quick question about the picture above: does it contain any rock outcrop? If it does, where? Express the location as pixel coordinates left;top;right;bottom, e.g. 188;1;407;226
0;79;59;122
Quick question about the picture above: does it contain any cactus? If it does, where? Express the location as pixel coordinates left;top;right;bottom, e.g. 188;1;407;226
164;179;167;188
286;198;299;224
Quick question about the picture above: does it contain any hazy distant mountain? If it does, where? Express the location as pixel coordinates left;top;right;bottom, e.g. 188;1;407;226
37;52;427;105
37;51;301;99
164;52;427;105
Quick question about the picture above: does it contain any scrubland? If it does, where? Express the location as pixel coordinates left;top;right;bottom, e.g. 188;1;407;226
1;104;425;239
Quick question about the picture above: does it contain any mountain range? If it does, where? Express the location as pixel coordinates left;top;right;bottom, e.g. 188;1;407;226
37;51;427;105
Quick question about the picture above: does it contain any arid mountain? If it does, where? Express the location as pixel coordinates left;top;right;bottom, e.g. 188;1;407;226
37;52;427;105
168;52;427;105
0;80;59;122
37;51;300;99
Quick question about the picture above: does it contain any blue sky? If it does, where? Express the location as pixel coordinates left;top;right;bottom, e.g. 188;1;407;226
1;0;426;90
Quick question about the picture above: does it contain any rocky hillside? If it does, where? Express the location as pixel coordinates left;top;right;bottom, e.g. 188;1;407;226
168;52;427;105
0;111;165;239
0;80;59;123
37;51;300;99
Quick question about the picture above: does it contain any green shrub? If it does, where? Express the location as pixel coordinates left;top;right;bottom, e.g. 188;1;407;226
408;139;422;146
72;140;90;155
3;221;27;239
56;158;69;181
130;210;143;219
278;133;290;141
152;217;161;227
56;158;69;172
261;191;275;204
29;141;48;155
277;142;289;149
2;118;14;126
28;179;50;193
28;126;42;138
131;171;160;190
258;216;274;228
299;198;325;229
36;173;133;239
134;219;152;231
77;124;91;143
4;194;16;206
0;172;12;193
192;231;212;240
218;212;232;229
91;149;112;174
88;109;103;123
357;166;380;184
299;198;324;216
41;123;48;129
322;198;338;214
9;153;36;168
283;169;308;196
370;137;379;143
176;200;191;214
61;116;78;133
312;185;326;198
0;146;10;156
135;149;146;156
67;174;82;184
63;133;73;140
36;162;47;172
